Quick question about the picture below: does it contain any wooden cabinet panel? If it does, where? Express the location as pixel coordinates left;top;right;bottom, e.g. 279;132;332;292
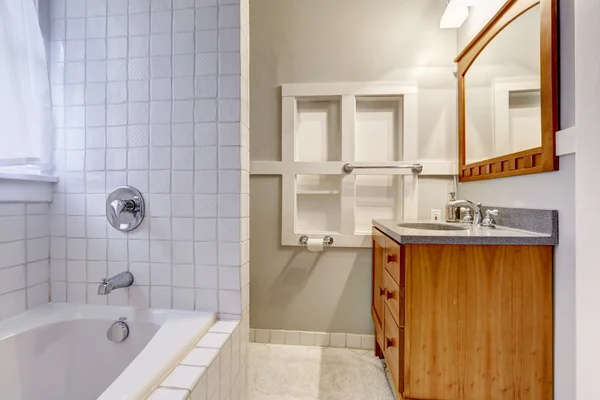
373;227;386;248
383;270;404;327
372;308;384;351
459;244;553;400
403;244;461;399
404;244;553;400
385;237;404;286
372;229;385;328
372;228;386;356
385;304;404;395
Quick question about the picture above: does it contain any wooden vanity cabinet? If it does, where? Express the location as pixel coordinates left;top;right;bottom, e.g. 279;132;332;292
371;227;554;400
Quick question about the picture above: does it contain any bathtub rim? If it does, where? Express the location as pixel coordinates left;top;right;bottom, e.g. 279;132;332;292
0;303;216;400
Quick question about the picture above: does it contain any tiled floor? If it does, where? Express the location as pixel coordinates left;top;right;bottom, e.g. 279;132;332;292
248;343;396;400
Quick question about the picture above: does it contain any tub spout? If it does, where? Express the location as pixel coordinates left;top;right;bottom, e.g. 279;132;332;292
98;271;134;295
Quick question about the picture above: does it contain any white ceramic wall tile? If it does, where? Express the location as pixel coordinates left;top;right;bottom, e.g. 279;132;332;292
361;335;376;350
191;376;207;400
330;333;347;348
313;332;330;347
148;388;190;400
254;329;269;344
210;320;239;334
182;348;219;367
149;317;247;400
346;334;362;349
299;331;315;347
269;329;284;345
248;329;376;351
206;358;220;398
49;0;245;319
284;330;300;346
197;332;230;348
162;365;207;391
0;206;51;322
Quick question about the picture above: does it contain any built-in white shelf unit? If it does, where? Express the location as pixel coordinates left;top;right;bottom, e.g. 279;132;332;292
250;82;457;248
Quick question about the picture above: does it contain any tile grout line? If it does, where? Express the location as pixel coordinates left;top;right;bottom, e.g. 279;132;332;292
191;1;197;314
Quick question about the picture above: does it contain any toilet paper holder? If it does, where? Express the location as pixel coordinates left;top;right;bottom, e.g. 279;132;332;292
299;235;334;246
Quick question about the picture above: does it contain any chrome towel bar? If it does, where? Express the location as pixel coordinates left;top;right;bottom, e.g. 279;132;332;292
342;163;423;174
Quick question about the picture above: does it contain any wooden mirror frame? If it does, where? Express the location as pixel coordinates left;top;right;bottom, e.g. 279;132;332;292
455;0;558;182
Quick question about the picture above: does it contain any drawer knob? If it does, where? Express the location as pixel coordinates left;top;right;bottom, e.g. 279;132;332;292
379;287;386;296
386;337;394;347
386;290;394;300
386;254;396;263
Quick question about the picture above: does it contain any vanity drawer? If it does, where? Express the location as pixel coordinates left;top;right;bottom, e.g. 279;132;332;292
383;269;404;327
385;238;405;286
384;304;404;395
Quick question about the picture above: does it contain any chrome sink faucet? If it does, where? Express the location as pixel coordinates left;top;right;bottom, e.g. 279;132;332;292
449;200;484;226
98;271;134;295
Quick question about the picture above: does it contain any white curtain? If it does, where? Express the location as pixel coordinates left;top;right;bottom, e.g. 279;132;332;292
0;0;52;172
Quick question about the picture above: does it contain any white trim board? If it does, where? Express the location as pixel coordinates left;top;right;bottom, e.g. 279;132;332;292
282;82;418;97
0;179;55;202
250;161;457;176
250;328;376;351
493;76;540;93
556;126;576;156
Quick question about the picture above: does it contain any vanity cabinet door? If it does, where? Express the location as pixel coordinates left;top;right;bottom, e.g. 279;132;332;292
385;238;404;286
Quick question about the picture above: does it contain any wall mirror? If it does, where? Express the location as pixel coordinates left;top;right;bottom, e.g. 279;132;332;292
455;0;558;181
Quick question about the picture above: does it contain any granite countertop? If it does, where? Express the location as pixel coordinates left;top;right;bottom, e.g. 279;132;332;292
373;219;558;246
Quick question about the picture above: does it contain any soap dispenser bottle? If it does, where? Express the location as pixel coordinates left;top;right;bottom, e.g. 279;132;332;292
445;192;460;223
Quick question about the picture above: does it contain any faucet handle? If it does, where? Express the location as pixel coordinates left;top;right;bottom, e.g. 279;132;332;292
482;209;500;227
461;208;473;224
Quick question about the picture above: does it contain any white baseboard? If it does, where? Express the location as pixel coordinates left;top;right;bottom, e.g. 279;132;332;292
249;328;375;350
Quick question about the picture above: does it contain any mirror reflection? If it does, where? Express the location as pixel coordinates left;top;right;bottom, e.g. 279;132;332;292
465;4;541;164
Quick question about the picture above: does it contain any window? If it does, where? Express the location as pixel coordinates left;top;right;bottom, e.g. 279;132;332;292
0;0;53;173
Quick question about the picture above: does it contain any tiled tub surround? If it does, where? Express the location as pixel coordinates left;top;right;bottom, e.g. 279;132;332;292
148;319;248;400
0;203;51;321
0;303;215;400
48;0;251;319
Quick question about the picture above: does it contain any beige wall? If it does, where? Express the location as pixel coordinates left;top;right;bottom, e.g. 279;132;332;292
249;0;457;334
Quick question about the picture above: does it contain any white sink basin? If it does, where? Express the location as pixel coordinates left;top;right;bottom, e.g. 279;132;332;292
397;222;470;231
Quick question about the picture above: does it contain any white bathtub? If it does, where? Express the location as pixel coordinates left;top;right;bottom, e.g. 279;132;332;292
0;303;215;400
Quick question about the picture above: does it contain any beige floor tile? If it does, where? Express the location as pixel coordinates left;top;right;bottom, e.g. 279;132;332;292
248;343;395;400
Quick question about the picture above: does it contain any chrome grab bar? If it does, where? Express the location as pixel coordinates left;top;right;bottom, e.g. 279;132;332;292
342;163;423;174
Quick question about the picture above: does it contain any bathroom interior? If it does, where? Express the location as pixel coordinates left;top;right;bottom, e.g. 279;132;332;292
0;0;589;398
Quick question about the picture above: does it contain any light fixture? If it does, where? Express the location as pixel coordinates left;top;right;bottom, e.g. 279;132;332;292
440;0;469;29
